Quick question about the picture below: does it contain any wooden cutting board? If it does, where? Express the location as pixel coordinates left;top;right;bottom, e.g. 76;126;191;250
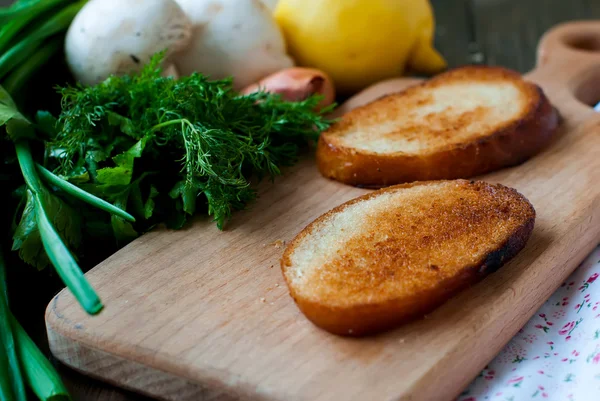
46;21;600;401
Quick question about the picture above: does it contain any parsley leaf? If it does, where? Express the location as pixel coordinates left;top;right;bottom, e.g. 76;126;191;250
11;189;46;269
96;138;146;188
34;110;58;137
0;84;16;109
0;85;35;141
12;187;82;270
143;185;158;220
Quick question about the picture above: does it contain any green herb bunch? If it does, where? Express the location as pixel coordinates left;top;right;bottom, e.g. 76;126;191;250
48;53;333;239
0;1;334;399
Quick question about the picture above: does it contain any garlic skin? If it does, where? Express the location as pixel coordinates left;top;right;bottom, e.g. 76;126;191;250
241;67;336;110
161;63;180;79
172;0;294;90
65;0;192;86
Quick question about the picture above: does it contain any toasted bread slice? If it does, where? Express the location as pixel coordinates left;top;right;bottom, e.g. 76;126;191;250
281;179;535;336
317;66;559;187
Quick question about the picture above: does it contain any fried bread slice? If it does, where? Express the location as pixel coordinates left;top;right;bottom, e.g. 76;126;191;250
281;179;535;336
317;66;558;187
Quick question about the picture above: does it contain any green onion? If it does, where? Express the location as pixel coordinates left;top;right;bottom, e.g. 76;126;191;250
2;38;62;94
0;19;35;56
15;141;103;315
37;164;136;223
11;315;71;401
0;39;43;81
0;354;17;401
0;0;69;54
0;0;70;25
0;251;27;401
0;0;86;80
23;0;86;43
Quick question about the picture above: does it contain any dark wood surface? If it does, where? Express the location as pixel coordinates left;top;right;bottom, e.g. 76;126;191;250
3;0;600;400
433;0;600;72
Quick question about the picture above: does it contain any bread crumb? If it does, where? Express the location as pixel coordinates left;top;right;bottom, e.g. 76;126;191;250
275;283;279;287
260;297;266;303
270;239;285;248
270;265;274;269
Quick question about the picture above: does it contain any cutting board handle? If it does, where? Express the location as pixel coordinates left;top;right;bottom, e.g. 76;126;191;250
535;20;600;74
527;20;600;120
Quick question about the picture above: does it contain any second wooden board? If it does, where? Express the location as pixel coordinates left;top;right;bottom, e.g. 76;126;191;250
46;21;600;401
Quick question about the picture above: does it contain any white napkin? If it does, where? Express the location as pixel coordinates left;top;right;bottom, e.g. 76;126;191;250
460;246;600;401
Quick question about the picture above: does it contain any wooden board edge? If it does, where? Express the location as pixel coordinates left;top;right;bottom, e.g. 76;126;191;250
42;97;600;400
45;320;206;401
45;237;599;401
407;205;600;400
43;195;600;401
45;291;273;401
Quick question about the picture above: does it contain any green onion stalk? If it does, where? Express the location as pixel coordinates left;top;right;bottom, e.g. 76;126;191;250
0;249;27;401
1;250;71;401
14;141;104;315
0;0;137;399
0;0;134;314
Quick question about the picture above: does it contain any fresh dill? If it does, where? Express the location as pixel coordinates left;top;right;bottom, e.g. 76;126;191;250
47;53;334;239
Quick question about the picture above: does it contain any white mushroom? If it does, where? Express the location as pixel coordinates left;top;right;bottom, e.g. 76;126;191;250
172;0;294;90
258;0;279;11
65;0;192;86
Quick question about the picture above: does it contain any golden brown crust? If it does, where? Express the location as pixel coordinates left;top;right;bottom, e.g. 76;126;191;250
280;180;535;336
316;66;559;187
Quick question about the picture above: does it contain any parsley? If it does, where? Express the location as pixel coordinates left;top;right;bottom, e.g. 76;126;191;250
49;53;334;233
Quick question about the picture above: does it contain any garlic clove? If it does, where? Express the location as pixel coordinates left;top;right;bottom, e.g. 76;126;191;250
240;67;335;110
161;63;180;79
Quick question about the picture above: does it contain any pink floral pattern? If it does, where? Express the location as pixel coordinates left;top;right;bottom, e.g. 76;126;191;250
459;246;600;400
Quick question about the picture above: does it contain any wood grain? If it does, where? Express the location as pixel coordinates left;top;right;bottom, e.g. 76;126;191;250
44;21;600;401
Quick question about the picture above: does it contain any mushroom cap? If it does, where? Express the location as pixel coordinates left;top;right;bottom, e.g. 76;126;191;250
173;0;294;90
65;0;192;86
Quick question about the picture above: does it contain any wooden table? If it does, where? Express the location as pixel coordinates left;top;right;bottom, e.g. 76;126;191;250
5;0;600;400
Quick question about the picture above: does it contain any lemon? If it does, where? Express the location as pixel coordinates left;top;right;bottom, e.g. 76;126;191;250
273;0;447;94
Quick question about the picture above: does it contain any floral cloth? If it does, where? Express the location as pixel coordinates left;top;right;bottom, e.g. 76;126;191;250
460;246;600;401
